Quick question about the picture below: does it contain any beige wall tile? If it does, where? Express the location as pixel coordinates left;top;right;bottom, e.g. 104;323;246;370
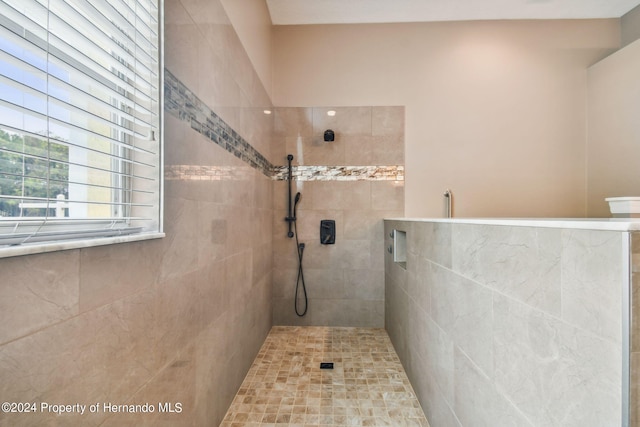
406;256;432;317
409;305;454;407
408;221;452;268
312;107;372;138
0;250;79;345
79;240;162;312
454;347;533;427
343;210;382;240
164;0;201;94
410;358;461;427
452;224;562;317
0;290;161;427
274;107;313;138
291;134;346;165
159;198;201;281
560;229;623;343
371;181;404;211
272;298;316;326
387;220;628;427
344;268;384;300
304;267;345;299
311;298;384;327
430;266;494;377
0;1;274;426
493;293;621;427
345;135;405;165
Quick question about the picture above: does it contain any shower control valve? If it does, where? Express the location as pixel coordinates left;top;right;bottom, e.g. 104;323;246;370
320;220;336;245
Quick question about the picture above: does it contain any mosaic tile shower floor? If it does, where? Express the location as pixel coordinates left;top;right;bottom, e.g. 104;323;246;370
221;326;430;427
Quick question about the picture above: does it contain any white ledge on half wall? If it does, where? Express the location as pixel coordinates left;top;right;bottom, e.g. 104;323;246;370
384;217;640;231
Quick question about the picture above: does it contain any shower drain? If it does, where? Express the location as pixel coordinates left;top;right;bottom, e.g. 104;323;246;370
320;362;334;369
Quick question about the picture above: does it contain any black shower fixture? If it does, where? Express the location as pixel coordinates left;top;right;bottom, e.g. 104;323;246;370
320;220;335;245
324;129;335;142
285;154;295;238
284;154;308;317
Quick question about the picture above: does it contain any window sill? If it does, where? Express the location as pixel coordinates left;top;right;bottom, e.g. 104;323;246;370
0;232;165;259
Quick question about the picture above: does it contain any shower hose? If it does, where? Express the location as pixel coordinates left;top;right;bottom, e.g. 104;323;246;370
293;210;308;317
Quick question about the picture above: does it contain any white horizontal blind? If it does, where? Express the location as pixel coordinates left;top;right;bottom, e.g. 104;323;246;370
0;0;161;248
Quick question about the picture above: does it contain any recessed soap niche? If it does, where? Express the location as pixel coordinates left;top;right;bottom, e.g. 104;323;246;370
393;229;407;269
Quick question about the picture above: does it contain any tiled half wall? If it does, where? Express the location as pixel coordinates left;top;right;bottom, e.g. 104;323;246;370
385;219;629;427
632;232;640;427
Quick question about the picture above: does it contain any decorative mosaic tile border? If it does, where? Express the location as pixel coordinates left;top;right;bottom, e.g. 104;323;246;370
164;165;254;181
164;164;404;182
164;70;404;182
272;165;404;181
164;69;274;176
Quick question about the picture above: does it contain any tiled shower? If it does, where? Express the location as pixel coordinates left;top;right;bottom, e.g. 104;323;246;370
0;0;407;426
2;0;639;426
271;106;404;327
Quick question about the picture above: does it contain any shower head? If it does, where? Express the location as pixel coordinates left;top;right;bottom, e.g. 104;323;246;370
324;129;335;142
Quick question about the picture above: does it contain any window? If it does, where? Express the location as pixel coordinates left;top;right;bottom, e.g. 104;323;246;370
0;0;163;257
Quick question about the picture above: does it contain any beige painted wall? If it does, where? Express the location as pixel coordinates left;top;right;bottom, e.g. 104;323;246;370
221;0;274;98
587;39;640;217
273;20;620;217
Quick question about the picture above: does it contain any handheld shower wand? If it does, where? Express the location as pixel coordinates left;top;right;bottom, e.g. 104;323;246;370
294;192;301;217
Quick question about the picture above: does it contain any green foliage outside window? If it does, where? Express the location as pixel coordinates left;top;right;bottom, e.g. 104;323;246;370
0;129;69;217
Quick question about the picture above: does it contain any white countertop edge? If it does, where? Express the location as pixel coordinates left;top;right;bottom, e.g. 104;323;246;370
384;217;640;231
0;232;166;259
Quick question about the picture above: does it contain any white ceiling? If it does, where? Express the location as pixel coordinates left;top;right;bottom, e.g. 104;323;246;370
266;0;640;25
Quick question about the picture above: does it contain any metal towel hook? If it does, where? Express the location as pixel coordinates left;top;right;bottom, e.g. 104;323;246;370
443;189;453;218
